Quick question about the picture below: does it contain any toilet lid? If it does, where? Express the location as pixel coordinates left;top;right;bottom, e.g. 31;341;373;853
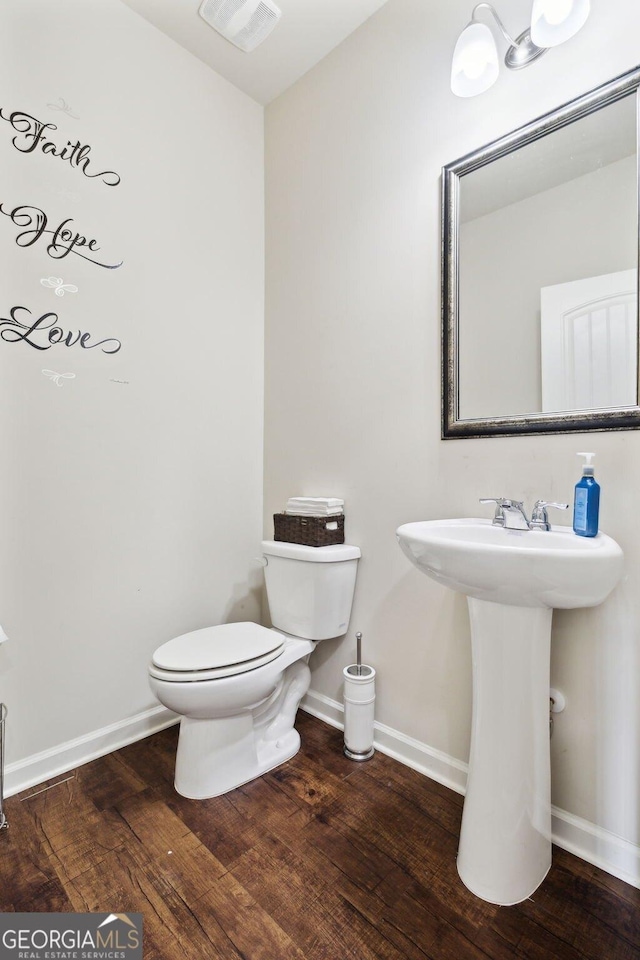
152;622;285;674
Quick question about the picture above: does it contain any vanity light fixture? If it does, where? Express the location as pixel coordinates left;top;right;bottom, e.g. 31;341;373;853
451;0;590;97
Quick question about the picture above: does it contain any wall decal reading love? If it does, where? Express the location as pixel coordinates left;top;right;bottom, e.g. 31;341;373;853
0;305;121;354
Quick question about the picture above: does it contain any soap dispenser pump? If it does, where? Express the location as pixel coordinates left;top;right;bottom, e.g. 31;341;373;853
573;452;600;538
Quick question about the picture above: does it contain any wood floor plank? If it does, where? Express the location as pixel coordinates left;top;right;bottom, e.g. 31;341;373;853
524;853;640;951
117;789;192;854
117;791;229;903
164;789;267;867
226;766;314;832
376;881;495;960
27;797;135;882
297;711;361;779
68;842;238;960
230;829;409;960
0;794;72;912
516;874;640;960
265;748;352;812
356;749;465;838
191;872;308;960
295;809;398;893
317;764;461;892
489;906;586;960
115;727;178;796
74;750;149;811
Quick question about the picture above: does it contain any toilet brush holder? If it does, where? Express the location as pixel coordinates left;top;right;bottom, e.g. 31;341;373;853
343;664;376;761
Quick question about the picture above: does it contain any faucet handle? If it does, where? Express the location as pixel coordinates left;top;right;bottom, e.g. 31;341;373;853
480;497;524;507
530;500;569;530
479;497;509;524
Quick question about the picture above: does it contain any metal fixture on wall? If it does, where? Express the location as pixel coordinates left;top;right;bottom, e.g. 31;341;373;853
0;703;7;830
451;0;591;97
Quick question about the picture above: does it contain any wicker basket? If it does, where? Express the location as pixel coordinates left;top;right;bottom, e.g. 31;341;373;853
273;513;345;547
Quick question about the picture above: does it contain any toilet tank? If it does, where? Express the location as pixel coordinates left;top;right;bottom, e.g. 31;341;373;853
261;540;360;641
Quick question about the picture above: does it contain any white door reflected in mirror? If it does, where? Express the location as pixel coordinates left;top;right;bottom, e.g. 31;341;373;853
541;269;637;412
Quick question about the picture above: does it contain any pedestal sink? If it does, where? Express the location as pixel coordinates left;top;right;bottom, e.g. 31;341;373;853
396;518;623;905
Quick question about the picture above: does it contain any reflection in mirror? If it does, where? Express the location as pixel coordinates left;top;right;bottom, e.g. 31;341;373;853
443;67;640;438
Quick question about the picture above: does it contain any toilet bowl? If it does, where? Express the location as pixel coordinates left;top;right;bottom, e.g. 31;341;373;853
149;540;360;799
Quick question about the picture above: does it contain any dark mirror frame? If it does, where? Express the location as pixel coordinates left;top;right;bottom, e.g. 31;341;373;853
442;66;640;439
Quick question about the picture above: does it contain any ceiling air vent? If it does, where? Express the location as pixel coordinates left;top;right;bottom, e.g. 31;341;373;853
198;0;282;52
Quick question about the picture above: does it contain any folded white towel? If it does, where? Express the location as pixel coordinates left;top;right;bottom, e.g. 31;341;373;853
287;497;343;509
285;497;344;517
286;507;343;517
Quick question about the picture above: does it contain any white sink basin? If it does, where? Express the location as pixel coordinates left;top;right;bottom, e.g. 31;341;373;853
396;518;624;608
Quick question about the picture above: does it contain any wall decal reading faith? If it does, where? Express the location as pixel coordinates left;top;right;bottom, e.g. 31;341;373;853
40;276;78;297
42;369;76;386
0;108;120;186
46;98;80;120
0;202;123;269
0;305;121;354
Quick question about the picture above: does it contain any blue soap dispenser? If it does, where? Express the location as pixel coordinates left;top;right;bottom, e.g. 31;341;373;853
573;452;600;538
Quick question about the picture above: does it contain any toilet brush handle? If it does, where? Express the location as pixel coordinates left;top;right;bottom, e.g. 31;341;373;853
356;632;362;676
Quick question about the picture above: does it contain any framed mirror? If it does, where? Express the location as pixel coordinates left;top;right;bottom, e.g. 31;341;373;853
442;66;640;438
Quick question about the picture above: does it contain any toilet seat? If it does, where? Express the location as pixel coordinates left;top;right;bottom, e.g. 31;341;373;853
149;622;285;683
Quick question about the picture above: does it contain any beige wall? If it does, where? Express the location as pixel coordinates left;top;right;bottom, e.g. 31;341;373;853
0;0;264;768
265;0;640;850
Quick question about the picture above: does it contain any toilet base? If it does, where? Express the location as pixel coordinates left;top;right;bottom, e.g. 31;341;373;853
175;720;302;799
173;657;311;799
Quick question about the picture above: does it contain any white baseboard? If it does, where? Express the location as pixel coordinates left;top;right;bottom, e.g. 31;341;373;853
4;705;179;798
301;689;640;891
302;689;468;795
551;805;640;890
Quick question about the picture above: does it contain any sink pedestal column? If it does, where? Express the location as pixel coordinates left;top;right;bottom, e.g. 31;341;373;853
457;597;553;905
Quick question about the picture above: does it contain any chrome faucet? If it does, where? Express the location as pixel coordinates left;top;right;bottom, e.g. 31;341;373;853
480;498;569;531
480;498;530;530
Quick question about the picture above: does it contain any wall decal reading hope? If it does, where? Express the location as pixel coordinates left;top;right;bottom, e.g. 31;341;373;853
0;202;122;269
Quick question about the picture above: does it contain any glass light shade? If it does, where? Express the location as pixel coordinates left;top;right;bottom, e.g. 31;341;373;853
530;0;590;48
451;22;499;98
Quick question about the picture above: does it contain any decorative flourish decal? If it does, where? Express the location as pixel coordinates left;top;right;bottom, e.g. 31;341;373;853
40;276;79;297
42;368;76;386
0;108;120;186
0;202;123;269
0;305;121;354
46;98;80;120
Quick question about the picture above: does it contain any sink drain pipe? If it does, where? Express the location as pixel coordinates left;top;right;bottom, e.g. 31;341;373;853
343;632;376;761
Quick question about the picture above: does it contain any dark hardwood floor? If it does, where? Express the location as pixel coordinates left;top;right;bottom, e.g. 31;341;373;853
1;713;639;959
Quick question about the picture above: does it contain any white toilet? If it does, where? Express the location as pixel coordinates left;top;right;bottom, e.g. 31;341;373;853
149;539;360;799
